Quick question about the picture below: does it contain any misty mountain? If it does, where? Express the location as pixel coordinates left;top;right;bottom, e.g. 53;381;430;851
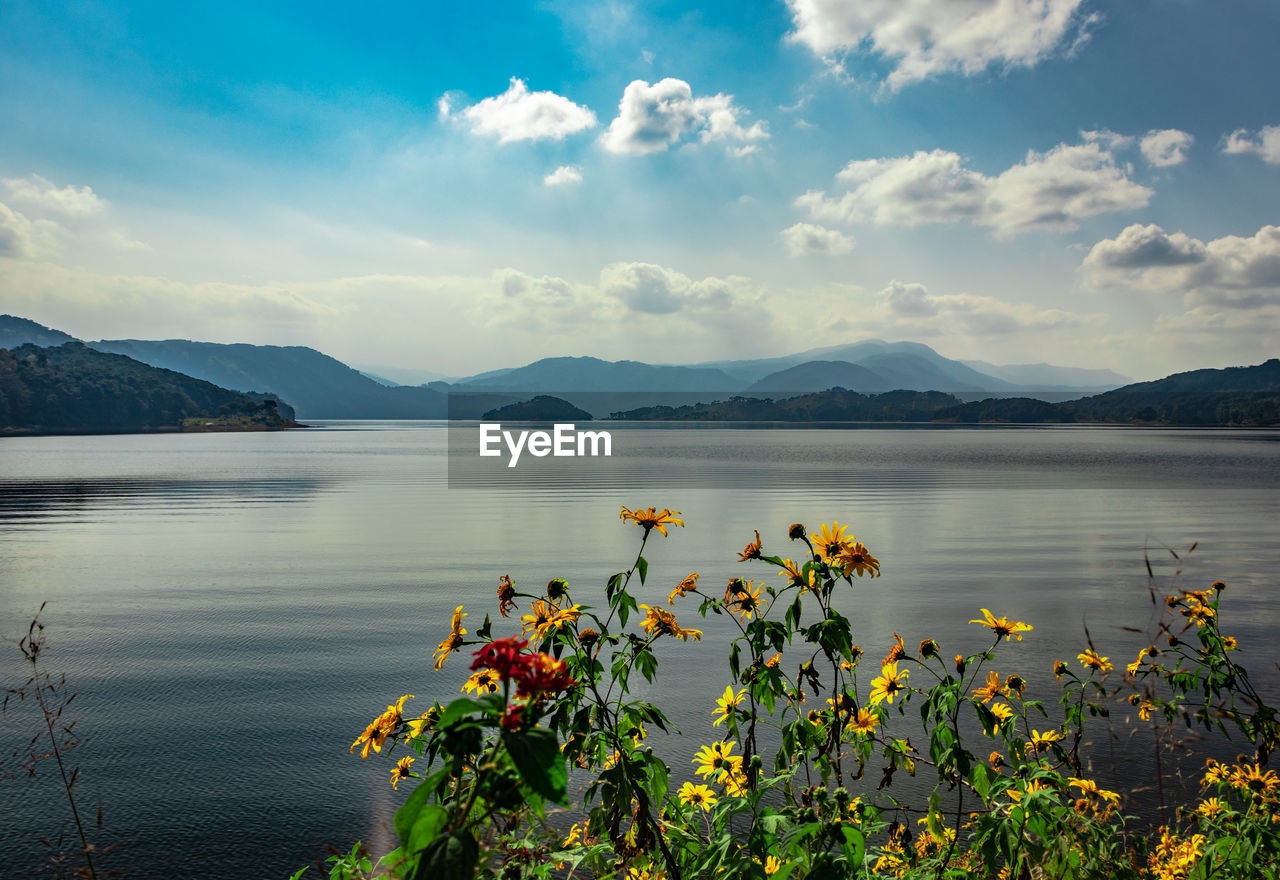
0;314;78;349
961;359;1130;390
88;339;449;419
746;360;891;393
449;356;740;392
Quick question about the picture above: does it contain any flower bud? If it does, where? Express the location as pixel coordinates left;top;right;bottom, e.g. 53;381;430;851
788;523;806;540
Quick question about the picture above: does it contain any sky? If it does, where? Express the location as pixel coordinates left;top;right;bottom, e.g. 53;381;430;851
1;0;1279;380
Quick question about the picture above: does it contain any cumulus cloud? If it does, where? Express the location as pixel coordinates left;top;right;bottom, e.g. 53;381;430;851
784;0;1092;91
1083;224;1206;269
1139;129;1194;167
543;165;583;187
1222;125;1280;165
875;280;1099;335
780;222;855;256
598;262;753;314
0;202;34;258
600;79;768;155
461;78;597;143
2;174;106;218
795;141;1151;237
1084;223;1280;309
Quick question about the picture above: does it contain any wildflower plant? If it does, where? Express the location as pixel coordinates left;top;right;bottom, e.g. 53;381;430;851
316;510;1280;880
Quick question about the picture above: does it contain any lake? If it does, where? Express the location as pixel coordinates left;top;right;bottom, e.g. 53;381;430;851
1;422;1278;878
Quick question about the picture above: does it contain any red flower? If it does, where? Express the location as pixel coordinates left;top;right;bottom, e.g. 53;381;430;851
516;653;577;698
501;704;525;731
471;637;532;681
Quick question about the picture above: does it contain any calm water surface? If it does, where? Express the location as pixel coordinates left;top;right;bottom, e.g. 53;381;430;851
1;422;1278;878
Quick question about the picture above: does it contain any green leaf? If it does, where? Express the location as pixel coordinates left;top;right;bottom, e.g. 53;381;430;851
503;727;568;803
406;804;448;857
394;768;449;843
411;831;478;880
637;555;648;585
438;697;486;727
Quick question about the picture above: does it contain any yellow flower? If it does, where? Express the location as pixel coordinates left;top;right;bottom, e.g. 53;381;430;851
809;521;853;561
834;541;880;578
1222;635;1238;650
972;670;1003;703
668;572;699;604
433;606;467;670
726;579;767;621
778;558;820;592
1077;649;1113;672
619;505;684;537
765;653;782;668
562;822;590;847
845;707;879;736
712;685;745;728
677;781;718;811
1053;659;1069;682
639;604;703;641
1203;759;1228;785
969;608;1033;641
390;756;414;790
989;702;1015;724
720;764;750;797
883;632;906;666
1068;777;1120;805
350;694;413;759
738;529;763;561
406;705;440;739
1027;728;1064;755
521;599;556;641
461;668;500;696
869;661;908;706
1196;797;1226;819
692;740;740;779
1229;763;1280;796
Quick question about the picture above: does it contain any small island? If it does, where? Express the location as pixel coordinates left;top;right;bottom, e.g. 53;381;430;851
481;394;594;421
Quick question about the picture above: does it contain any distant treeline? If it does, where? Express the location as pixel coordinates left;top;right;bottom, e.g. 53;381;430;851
610;390;960;421
609;385;1280;427
0;342;297;434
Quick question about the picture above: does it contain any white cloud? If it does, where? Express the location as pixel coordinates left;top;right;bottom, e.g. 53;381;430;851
461;78;597;143
543;165;583;187
1139;129;1194;167
2;174;106;218
1081;129;1134;150
784;0;1091;91
598;262;753;314
780;222;855;256
1084;223;1280;309
796;141;1151;236
875;280;1100;335
1222;125;1280;165
0;202;34;258
600;79;768;155
1083;223;1206;269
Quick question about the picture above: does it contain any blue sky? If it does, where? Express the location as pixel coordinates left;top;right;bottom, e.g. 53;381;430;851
2;0;1278;379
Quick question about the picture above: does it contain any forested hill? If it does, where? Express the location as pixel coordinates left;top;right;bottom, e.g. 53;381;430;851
0;342;297;434
934;359;1280;426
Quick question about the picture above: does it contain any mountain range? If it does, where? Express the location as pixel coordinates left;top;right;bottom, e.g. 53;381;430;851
16;313;1277;424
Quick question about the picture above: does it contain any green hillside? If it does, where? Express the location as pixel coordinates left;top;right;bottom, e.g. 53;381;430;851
0;342;297;434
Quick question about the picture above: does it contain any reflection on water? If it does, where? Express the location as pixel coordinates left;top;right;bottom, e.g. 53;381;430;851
0;424;1277;879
